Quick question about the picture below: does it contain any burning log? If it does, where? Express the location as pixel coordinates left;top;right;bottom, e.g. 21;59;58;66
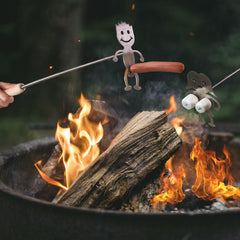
57;111;182;209
33;144;64;200
32;99;120;200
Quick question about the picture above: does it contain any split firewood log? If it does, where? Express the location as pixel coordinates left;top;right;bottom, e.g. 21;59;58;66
57;111;182;209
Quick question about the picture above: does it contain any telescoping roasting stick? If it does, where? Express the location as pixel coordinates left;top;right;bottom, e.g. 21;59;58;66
4;53;185;97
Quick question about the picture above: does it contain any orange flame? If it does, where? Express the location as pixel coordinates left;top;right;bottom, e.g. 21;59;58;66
150;162;186;207
165;95;177;114
190;138;240;202
152;96;240;208
171;116;185;136
151;96;186;208
165;95;185;135
36;94;103;190
35;161;68;191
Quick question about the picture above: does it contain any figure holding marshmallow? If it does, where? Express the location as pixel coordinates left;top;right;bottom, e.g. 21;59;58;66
182;71;220;127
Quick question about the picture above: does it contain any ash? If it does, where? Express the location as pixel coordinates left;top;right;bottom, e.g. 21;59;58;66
121;185;240;214
160;188;240;214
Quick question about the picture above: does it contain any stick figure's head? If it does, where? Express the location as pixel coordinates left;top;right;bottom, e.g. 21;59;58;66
187;71;213;91
116;22;135;48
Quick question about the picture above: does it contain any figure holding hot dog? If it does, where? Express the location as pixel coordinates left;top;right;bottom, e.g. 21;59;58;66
113;22;144;91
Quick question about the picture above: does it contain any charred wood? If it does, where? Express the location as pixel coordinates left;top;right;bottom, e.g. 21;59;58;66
29;144;64;201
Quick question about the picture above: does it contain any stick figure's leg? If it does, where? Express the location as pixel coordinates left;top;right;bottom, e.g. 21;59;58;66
133;73;142;91
206;110;215;127
124;68;132;91
198;113;204;124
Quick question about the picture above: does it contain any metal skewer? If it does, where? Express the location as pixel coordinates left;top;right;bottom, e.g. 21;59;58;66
22;53;123;89
4;53;123;96
4;53;185;97
213;67;240;89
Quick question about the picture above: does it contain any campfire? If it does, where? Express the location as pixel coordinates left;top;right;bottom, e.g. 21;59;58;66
150;137;240;211
149;96;240;211
1;93;240;240
27;94;240;213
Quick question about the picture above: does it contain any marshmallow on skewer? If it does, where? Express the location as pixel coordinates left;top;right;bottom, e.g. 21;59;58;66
181;94;199;110
195;98;212;113
182;71;221;126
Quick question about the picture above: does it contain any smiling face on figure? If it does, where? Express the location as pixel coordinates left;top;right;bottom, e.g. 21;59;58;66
116;22;135;48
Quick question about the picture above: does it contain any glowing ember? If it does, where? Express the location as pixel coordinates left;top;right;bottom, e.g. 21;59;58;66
35;94;103;190
190;138;240;202
49;65;53;69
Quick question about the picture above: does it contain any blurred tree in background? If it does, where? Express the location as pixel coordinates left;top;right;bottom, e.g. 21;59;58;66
1;0;240;150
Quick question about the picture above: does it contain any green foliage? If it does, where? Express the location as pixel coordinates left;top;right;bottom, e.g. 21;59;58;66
0;117;54;151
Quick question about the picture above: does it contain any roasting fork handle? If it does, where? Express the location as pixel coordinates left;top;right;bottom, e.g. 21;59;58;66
4;84;25;96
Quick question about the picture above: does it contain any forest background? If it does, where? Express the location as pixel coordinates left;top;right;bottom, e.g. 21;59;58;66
1;0;240;150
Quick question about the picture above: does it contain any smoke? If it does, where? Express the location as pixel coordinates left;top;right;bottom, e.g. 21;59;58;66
143;75;184;112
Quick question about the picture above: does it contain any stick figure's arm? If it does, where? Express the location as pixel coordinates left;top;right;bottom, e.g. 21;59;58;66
133;50;144;62
113;50;124;62
208;95;221;111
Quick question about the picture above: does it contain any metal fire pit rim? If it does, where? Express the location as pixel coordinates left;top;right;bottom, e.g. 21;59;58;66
1;178;240;219
1;137;240;218
0;137;58;166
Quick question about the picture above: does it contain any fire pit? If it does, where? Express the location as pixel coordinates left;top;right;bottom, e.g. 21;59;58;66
1;134;240;239
1;94;240;240
0;93;239;240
